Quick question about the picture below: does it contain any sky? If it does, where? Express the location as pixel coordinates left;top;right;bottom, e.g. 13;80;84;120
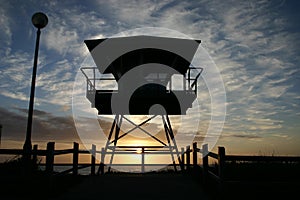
0;0;300;161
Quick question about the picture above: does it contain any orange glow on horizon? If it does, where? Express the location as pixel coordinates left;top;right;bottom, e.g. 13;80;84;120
136;148;143;154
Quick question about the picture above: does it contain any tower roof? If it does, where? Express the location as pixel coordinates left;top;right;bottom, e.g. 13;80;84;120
85;35;201;81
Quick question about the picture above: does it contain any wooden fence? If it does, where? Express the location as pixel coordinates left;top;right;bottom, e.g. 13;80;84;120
194;144;300;186
1;142;300;182
0;142;197;175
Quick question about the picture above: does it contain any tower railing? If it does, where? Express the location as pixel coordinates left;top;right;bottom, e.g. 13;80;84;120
187;66;203;95
80;66;203;95
81;67;117;92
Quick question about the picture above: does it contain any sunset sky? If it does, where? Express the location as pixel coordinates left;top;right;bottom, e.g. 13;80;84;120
0;0;300;161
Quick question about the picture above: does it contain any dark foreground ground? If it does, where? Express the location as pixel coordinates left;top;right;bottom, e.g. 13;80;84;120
1;170;299;200
0;171;208;200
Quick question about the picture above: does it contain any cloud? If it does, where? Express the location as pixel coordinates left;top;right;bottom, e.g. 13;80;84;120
0;51;32;83
0;5;12;51
0;51;76;108
45;27;79;56
42;5;107;57
228;134;262;140
0;107;78;144
0;0;300;154
0;51;33;102
1;91;28;101
97;0;168;25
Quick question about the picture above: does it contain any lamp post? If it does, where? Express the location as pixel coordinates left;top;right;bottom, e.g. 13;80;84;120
23;12;48;159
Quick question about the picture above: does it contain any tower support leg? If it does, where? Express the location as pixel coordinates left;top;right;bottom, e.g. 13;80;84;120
107;115;122;172
97;115;122;174
98;114;182;173
162;115;182;171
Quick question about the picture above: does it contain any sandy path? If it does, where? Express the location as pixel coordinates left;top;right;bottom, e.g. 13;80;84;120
50;173;211;200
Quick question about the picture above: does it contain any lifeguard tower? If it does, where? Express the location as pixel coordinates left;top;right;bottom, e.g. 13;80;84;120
81;35;202;173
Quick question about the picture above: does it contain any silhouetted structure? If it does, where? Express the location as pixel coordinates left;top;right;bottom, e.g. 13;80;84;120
23;12;48;162
83;36;201;115
82;35;202;172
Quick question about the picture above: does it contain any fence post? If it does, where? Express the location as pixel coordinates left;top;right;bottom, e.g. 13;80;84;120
181;147;185;171
99;147;105;175
141;147;145;173
186;145;190;170
46;142;55;175
218;146;225;180
73;142;79;175
202;144;209;183
32;144;38;171
91;144;96;176
192;142;198;168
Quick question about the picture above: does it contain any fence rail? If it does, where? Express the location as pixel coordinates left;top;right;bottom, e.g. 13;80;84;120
0;142;195;175
1;142;299;182
0;149;23;155
197;145;300;189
